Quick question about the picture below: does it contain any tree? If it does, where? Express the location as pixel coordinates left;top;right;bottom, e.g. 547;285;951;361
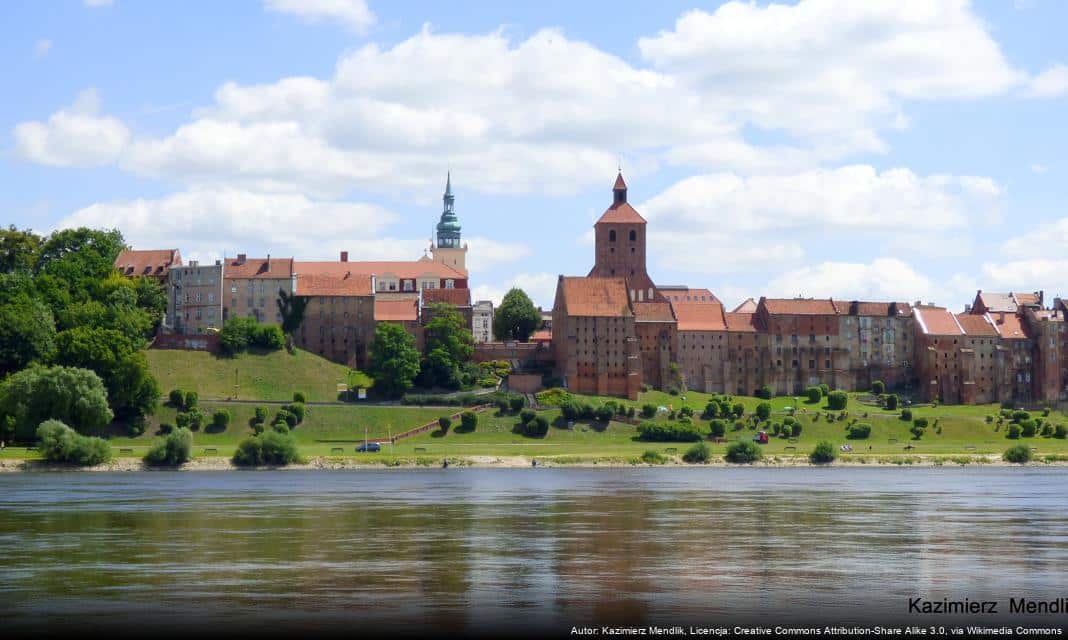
0;297;56;374
144;427;193;466
459;411;477;432
368;323;421;397
276;289;308;337
35;228;125;302
422;303;473;387
0;365;113;440
827;390;848;410
725;441;762;464
438;416;452;433
36;419;112;466
232;431;300;466
709;419;727;438
1003;444;1032;463
871;380;886;395
682;442;712;463
810;441;837;464
755;402;772;421
53;326;159;419
884;393;899;410
493;288;541;341
804;386;822;404
219;316;258;354
0;225;42;274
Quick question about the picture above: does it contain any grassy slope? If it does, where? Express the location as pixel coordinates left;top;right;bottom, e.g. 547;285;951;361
146;347;351;402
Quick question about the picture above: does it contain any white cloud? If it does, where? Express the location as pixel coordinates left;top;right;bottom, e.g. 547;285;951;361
765;258;937;303
639;165;1000;233
56;188;412;262
34;39;52;57
1030;163;1049;174
13;89;130;167
650;231;805;276
1001;217;1068;257
976;259;1068;300
1024;64;1068;98
264;0;374;34
463;237;531;274
472;272;558;309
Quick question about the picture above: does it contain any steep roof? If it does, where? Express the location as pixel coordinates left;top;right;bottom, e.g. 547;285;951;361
633;302;675;323
557;277;631;317
225;256;294;279
674;302;727;331
374;298;419;322
846;301;913;317
341;258;466;280
423;287;471;307
595;201;646;225
732;298;758;313
295;271;373;297
114;249;180;277
725;312;758;333
760;297;841;316
990;312;1032;340
1013;292;1042;307
661;287;720;304
914;306;963;336
955;313;998;337
975;292;1017;314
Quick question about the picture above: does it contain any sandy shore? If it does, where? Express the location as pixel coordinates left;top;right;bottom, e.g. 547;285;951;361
1;454;1065;472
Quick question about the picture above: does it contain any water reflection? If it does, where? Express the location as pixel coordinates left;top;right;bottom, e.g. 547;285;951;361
1;468;1066;634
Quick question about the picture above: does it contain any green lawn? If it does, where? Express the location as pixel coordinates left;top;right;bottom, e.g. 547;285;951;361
146;347;351;402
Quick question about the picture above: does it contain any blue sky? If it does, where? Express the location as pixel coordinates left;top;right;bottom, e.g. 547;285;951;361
3;0;1068;310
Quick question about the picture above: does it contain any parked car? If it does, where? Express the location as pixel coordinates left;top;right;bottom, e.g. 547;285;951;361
357;442;382;452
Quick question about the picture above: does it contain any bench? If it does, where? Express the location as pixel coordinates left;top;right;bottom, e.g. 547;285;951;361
964;445;976;450
414;447;427;453
119;448;133;454
788;438;798;444
202;448;218;455
330;447;344;454
784;446;796;452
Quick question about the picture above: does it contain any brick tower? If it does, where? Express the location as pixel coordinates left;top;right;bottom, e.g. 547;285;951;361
588;173;661;303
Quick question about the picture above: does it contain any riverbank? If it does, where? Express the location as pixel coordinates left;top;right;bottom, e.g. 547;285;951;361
2;453;1067;472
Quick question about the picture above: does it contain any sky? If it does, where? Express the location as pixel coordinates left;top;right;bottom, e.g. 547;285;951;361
3;0;1068;311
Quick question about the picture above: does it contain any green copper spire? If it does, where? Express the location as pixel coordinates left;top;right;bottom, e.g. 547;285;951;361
436;172;461;248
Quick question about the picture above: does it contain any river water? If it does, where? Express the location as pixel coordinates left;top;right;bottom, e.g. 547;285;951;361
1;468;1065;636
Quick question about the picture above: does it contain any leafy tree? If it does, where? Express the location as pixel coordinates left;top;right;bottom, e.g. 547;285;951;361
169;389;185;407
35;228;125;302
423;346;462;389
255;324;285;350
368;323;421;397
683;442;711;463
0;297;56;374
459;411;477;432
219;316;258;353
1006;424;1022;439
184;390;198;409
0;225;42;274
0;365;113;439
910;425;925;439
755;402;772;421
346;370;374;391
253;406;268;425
827;391;848;410
438;416;452;433
725;441;762;464
804;386;822;404
810;441;837;464
144;427;193;466
871;380;886;395
709;419;727;438
212;410;231;428
293;391;306;403
492;288;541;341
276;289;309;336
54;327;159;418
1003;444;1032;463
422;303;474;387
232;430;300;466
36;419;112;466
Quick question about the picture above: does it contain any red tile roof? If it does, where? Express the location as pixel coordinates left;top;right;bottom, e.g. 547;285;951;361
975;292;1017;313
955;314;998;337
761;298;841;316
674;302;727;331
613;172;627;191
342;257;466;280
1013;292;1041;307
990;312;1032;340
114;249;181;277
557;277;631;317
374;299;419;322
725;312;758;333
732;298;757;313
225;256;294;279
914;306;963;336
596;201;646;225
422;287;471;307
662;287;720;304
295;271;373;297
845;301;913;317
531;329;552;342
633;301;675;322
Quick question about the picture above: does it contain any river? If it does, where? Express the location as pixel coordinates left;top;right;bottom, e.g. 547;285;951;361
1;468;1065;636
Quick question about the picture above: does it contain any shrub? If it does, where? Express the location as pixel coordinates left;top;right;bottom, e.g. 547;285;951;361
560;402;578;421
438;416;452;433
212;409;231;429
274;409;296;428
846;423;872;439
595;405;614;422
913;417;929;429
168;388;185;408
460;411;477;431
1012;410;1030;423
871;380;886;395
641;450;667;464
755;402;772;421
184;390;198;410
535;388;572;406
253;406;268;424
250;421;265;435
818;383;829;397
509;397;525;413
495;397;510;413
284;402;305;424
526;416;549;437
682;442;711;463
725;441;762;464
1003;444;1033;464
159;422;174;434
791;423;803;437
805;386;822;403
900;408;913;421
637;421;705;442
627;407;636;418
143;427;193;467
293;391;307;403
1055;425;1067;439
709;419;727;438
732;403;745;418
910;425;925;440
1006;424;1022;439
985;415;994;424
827;391;848;411
253;324;285;350
809;440;836;464
783;416;796;426
1020;419;1037;438
176;409;204;431
36;420;112;466
270;421;290;434
232;431;300;466
1042;407;1051;417
884;393;898;410
519;409;536;425
679;406;694;418
127;417;147;437
641;404;657;419
1040;424;1052;437
756;384;773;400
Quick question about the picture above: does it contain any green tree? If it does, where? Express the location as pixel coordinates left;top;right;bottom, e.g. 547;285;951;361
0;297;56;374
422;303;474;387
725;441;762;464
492;288;541;341
0;225;42;274
144;427;193;466
35;228;125;302
827;390;848;410
36;419;111;466
810;441;837;464
755;402;772;421
871;380;886;395
368;323;421;397
54;326;159;419
0;365;113;440
276;289;308;337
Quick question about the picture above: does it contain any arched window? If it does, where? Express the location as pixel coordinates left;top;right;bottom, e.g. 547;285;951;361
609;230;616;242
629;229;637;242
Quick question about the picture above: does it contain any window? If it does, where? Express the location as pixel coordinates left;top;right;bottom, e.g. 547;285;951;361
208;293;215;303
629;230;636;241
609;230;616;242
445;279;455;289
403;280;414;292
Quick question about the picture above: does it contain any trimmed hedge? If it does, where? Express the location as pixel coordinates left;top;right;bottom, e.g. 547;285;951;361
636;421;705;442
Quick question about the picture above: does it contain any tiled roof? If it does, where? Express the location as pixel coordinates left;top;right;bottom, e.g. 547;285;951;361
725;312;758;333
613;173;627;191
914;306;963;336
595;201;646;225
674;302;727;331
976;292;1017;313
422;287;471;307
557;277;631;317
732;298;758;313
1013;292;1041;307
295;271;373;297
990;312;1032;340
633;302;675;322
374;299;419;322
114;249;180;277
845;301;913;317
955;314;998;336
662;287;720;304
225;256;294;279
530;329;552;342
761;297;841;316
341;257;467;280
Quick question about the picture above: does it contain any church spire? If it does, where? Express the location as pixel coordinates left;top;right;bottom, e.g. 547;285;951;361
436;172;461;249
612;171;627;205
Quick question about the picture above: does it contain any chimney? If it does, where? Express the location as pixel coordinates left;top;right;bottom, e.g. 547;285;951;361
340;251;348;262
237;253;247;264
371;273;377;294
267;254;271;270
